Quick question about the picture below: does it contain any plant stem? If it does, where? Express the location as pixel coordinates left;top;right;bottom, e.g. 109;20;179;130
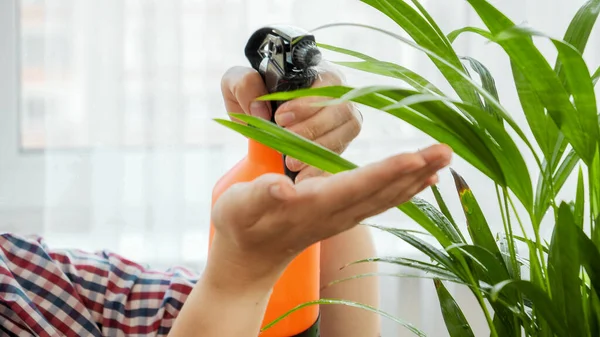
496;185;509;237
502;188;523;337
467;271;499;337
534;228;551;293
508;194;529;241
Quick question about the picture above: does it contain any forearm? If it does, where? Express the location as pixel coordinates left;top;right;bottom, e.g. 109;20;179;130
168;235;280;337
319;225;380;337
167;275;272;337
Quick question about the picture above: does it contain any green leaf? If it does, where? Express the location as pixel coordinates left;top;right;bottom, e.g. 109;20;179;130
449;169;503;265
501;27;599;182
526;240;545;291
447;26;493;44
514;235;550;254
511;61;560;163
576;166;586;229
317;40;444;95
316;42;378;61
408;0;452;51
593;66;600;86
431;184;465;242
547;203;588;336
368;224;459;274
446;244;510;285
409;197;464;245
534;148;581;226
346;256;459;281
524;238;552;336
333;60;444;95
261;298;427;337
592;146;600;245
215;116;356;173
490;280;568;336
460;56;502;121
434;279;475;337
397;199;461;249
359;0;482;107
325;271;466;289
554;0;600;86
466;0;599;164
576;226;600;300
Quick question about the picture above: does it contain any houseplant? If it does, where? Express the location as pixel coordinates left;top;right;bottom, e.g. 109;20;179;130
215;0;600;336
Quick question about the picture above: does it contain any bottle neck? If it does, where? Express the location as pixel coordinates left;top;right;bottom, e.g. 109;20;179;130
247;139;281;163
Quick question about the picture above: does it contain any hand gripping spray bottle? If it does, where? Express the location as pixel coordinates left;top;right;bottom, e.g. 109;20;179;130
209;25;322;337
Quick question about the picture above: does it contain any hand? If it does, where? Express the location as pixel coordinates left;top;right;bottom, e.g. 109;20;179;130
221;62;362;182
209;144;453;286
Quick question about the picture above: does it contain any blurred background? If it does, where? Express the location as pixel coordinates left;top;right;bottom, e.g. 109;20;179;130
1;0;598;335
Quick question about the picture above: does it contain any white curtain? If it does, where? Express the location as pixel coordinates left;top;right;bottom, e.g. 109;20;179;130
2;0;599;336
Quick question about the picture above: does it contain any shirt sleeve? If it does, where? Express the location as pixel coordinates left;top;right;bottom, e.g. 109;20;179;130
0;233;199;337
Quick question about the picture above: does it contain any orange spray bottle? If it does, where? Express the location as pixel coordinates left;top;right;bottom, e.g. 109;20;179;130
209;25;322;337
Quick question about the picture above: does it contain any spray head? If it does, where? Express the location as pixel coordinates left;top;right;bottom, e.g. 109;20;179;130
245;24;321;94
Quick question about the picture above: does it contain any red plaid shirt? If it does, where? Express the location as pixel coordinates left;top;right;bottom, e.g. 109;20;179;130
0;233;198;336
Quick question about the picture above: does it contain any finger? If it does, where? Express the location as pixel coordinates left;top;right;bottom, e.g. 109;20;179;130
274;65;345;126
221;66;272;120
299;150;431;212
283;104;352;142
295;167;331;183
418;143;453;165
286;117;362;172
347;152;451;221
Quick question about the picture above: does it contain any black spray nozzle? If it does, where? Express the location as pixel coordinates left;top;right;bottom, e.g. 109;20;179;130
244;25;322;182
245;24;321;96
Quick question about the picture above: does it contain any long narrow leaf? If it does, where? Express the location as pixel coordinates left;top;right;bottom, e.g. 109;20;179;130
511;61;560;163
317;41;445;95
466;0;599;164
450;169;504;264
576;167;586;229
554;0;600;86
431;185;464;242
496;25;599;147
368;224;458;273
593;66;600;86
410;197;464;244
576;225;600;301
548;203;588;336
434;279;476;337
346;256;458;280
490;280;568;336
334;60;444;95
359;0;482;107
534;148;581;225
592;147;600;245
325;272;465;289
447;26;493;44
262;299;427;337
460;56;502;121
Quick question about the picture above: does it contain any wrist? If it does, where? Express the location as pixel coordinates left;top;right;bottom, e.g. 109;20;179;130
205;232;285;293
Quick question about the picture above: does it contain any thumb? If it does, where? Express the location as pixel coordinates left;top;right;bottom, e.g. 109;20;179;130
221;66;272;121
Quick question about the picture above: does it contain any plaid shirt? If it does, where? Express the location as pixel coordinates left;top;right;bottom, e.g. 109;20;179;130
0;233;198;336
